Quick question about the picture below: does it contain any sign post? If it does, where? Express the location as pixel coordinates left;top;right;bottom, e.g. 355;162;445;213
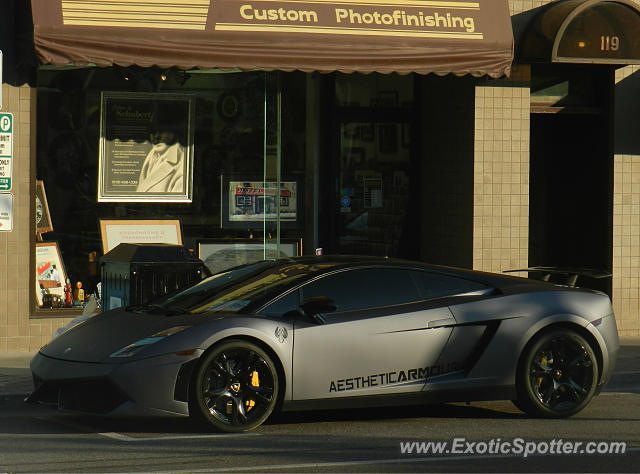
0;113;13;191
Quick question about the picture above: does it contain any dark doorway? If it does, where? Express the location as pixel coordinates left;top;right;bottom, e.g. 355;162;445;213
529;66;614;294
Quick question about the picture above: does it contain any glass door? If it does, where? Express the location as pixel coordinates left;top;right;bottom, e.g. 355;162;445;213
211;71;285;271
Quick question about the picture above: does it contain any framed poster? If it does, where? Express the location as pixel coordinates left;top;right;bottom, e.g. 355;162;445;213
98;92;195;203
35;242;68;307
198;239;301;275
99;219;182;253
221;175;303;228
35;180;53;233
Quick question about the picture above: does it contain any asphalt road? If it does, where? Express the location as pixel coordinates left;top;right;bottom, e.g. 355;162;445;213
0;344;638;473
1;392;638;472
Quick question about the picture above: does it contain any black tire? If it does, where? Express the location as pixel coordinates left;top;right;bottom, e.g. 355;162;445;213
515;329;598;418
191;340;279;432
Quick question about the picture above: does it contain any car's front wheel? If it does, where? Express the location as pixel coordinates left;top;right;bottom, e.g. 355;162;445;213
515;329;598;418
191;340;279;432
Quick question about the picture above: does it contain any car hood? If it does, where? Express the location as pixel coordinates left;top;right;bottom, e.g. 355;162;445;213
40;307;233;363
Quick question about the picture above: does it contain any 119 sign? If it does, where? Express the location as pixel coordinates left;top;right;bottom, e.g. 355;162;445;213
600;35;620;51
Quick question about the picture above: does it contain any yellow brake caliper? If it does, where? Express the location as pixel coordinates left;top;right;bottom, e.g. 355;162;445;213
246;371;260;411
538;354;547;388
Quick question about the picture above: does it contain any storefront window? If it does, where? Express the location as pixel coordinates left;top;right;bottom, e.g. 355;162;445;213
34;67;306;313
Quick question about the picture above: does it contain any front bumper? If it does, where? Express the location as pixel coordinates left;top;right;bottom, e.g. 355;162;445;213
27;350;203;417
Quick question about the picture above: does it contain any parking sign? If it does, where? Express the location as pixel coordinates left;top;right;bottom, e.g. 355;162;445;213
0;113;13;191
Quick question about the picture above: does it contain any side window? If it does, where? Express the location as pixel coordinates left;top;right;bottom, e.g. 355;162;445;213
410;271;488;300
301;268;420;313
260;290;299;317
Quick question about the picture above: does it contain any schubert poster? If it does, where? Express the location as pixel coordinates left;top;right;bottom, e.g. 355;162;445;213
98;92;194;202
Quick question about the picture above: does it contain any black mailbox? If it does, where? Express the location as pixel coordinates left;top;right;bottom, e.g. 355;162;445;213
100;243;209;312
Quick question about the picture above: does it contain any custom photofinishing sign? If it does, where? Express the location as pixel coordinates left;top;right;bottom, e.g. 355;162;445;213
214;0;484;40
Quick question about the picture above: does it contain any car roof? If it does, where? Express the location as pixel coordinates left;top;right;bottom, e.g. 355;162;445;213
273;255;536;289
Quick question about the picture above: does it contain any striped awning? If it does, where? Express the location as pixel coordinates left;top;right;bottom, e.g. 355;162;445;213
31;0;514;77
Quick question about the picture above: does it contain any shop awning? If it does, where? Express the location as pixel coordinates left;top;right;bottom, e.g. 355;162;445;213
31;0;513;77
519;0;640;65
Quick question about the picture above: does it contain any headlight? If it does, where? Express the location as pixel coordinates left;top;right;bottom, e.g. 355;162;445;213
109;326;192;358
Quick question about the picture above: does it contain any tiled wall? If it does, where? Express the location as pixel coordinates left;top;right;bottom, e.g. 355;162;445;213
0;83;73;353
613;65;640;336
473;69;531;275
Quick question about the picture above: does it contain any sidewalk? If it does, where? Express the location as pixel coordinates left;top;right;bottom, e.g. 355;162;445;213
1;337;639;400
0;352;35;400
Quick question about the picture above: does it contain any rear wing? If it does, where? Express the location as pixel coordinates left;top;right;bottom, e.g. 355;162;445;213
503;267;612;288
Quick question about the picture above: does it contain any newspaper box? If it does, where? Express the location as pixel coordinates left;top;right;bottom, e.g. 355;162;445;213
100;243;207;312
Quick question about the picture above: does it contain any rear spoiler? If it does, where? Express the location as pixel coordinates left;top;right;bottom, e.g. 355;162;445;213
503;267;612;288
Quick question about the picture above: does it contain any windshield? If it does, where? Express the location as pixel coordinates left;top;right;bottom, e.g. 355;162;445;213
149;260;317;314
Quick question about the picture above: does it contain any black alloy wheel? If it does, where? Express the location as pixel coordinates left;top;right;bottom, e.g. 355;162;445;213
191;340;279;432
515;329;598;418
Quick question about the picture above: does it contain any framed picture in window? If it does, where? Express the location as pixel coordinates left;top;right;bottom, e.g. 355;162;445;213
98;92;195;203
35;180;53;234
220;174;303;229
35;241;68;308
99;219;182;253
198;238;301;275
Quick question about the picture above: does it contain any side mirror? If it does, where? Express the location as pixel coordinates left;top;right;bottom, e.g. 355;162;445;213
300;296;336;324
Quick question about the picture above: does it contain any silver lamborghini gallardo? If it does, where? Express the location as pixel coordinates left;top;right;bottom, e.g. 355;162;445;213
29;256;619;432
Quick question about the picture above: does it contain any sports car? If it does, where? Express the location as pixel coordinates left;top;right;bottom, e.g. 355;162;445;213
28;255;619;432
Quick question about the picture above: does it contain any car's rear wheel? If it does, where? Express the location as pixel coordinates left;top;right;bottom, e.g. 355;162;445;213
515;329;598;418
191;340;279;432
